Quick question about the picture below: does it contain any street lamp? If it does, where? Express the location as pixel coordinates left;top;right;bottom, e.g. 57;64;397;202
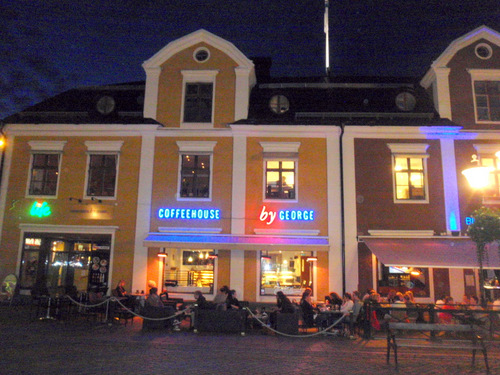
462;152;500;305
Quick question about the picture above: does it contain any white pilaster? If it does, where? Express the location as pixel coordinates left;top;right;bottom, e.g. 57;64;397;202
440;138;461;233
132;133;156;293
230;135;247;297
435;67;452;120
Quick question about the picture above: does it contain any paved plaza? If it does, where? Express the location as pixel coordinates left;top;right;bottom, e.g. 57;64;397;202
0;306;498;375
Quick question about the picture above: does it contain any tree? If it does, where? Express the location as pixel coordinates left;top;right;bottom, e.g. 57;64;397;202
467;207;500;304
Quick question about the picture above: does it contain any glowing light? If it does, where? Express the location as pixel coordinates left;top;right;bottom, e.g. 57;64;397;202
30;201;51;218
462;166;495;189
158;207;220;220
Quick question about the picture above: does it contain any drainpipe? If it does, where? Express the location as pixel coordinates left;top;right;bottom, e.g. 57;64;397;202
340;123;346;294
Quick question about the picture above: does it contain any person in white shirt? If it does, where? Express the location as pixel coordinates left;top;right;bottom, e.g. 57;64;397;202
340;292;354;316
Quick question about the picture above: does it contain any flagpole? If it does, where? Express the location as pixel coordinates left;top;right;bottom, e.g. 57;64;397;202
324;0;330;76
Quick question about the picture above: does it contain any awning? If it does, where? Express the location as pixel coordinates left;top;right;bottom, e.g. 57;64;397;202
144;233;329;251
361;237;500;269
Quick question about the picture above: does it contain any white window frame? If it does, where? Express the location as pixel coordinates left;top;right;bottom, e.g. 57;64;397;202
180;70;219;129
261;142;300;203
468;69;500;124
83;141;123;200
26;141;67;198
176;141;217;202
387;143;429;204
474;143;500;202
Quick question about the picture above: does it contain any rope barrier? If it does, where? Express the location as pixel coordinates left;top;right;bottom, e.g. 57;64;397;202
66;295;188;322
244;307;348;338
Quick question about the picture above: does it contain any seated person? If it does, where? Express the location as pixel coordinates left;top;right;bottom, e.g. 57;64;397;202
193;290;214;310
114;280;136;308
300;289;317;327
270;291;295;328
340;292;354;316
325;292;343;309
469;295;488;324
213;285;229;310
438;296;455;324
226;289;241;310
145;287;163;307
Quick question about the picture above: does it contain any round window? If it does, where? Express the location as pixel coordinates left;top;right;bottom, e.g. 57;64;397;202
269;94;290;114
475;43;492;60
193;47;210;63
96;96;116;115
395;91;416;112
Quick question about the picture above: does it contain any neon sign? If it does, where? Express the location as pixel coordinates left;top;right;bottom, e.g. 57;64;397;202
259;205;314;225
30;201;52;218
465;216;475;225
158;208;221;220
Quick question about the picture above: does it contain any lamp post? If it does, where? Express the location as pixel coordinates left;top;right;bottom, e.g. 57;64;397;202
461;153;500;305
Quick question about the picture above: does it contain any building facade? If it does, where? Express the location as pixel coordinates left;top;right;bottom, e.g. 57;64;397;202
1;26;499;303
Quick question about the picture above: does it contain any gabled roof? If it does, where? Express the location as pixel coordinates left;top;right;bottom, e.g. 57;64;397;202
429;25;500;69
142;29;254;70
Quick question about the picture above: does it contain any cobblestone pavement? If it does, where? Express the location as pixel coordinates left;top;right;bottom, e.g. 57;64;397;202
0;306;498;375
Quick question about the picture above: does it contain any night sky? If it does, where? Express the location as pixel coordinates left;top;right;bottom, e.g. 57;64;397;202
1;0;500;119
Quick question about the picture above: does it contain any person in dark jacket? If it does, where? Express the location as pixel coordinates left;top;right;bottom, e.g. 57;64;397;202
226;289;241;309
276;291;295;313
193;290;213;310
300;289;317;327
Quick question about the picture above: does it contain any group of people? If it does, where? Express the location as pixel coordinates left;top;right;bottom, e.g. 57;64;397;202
193;285;241;311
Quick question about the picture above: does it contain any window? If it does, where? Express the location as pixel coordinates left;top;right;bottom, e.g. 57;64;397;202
86;154;117;197
183;83;213;123
388;143;429;203
28;154;60;196
180;70;218;128
162;249;215;294
474;81;500;122
378;265;430;298
260;141;300;201
180;154;210;198
474;144;500;200
269;94;290;114
265;161;295;199
260;250;313;296
176;141;216;200
84;141;122;199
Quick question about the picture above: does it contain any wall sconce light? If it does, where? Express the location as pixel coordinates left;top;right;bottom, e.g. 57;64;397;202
157;251;167;258
91;197;103;204
306;256;318;262
461;154;495;189
261;251;271;260
69;197;83;203
207;251;218;259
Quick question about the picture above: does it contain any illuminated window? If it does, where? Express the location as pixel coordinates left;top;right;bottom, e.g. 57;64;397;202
162;249;215;294
265;161;296;199
475;144;500;200
28;153;60;196
388;143;429;203
474;81;500;121
180;154;211;198
378;265;430;298
260;250;313;296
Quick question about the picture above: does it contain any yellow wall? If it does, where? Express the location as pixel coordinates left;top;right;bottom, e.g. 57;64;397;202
0;135;142;290
149;136;233;233
156;42;238;128
244;250;257;301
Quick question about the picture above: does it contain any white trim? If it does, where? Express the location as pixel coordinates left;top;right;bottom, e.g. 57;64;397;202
473;143;500;154
84;140;124;153
468;69;500;124
176;141;217;153
388;143;430;204
254;229;320;236
143;67;161;120
367;230;435;237
180;70;219;128
28;140;67;152
132;134;156;293
159;227;222;233
440;138;461;234
475;43;493;60
193;46;211;63
234;67;255;121
260;141;301;153
0;136;16;239
25;149;64;199
231;135;247;234
19;223;119;233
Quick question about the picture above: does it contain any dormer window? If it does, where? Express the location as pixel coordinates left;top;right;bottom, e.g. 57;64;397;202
269;94;290;114
194;47;210;63
180;70;218;128
468;69;500;123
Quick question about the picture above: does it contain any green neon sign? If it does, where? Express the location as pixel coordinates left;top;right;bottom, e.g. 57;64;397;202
30;201;52;218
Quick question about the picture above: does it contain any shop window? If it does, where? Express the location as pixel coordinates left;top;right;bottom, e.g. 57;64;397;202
28;153;60;196
474;81;500;122
86;154;117;197
265;160;296;200
387;143;429;203
378;265;430;298
260;250;313;296
162;249;215;294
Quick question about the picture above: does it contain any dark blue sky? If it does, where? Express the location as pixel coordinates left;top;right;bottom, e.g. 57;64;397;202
1;0;499;119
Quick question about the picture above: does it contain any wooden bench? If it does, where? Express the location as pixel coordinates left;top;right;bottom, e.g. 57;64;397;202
387;322;489;373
